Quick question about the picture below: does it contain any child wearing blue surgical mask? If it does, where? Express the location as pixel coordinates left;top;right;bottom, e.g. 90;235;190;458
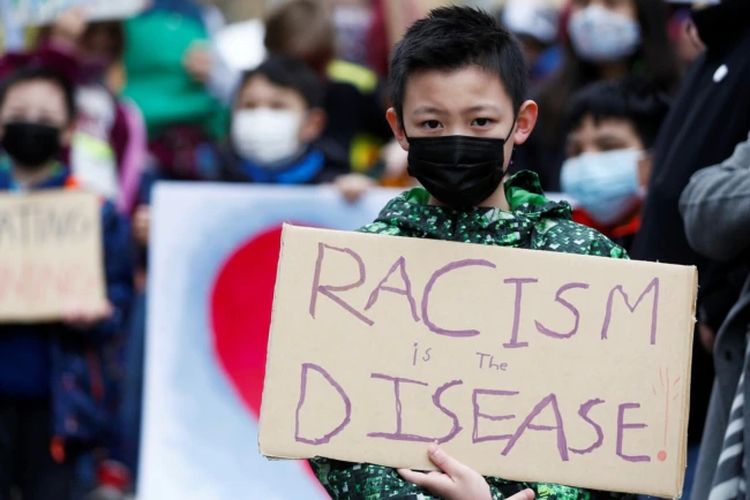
224;55;350;184
560;77;669;250
512;0;679;192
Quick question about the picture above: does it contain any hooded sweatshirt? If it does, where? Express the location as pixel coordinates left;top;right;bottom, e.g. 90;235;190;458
311;170;629;500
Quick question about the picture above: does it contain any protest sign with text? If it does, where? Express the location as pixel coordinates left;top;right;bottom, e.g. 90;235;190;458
0;190;106;322
260;224;697;498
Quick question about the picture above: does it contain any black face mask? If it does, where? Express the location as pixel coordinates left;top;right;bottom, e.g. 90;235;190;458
406;124;515;209
1;121;61;170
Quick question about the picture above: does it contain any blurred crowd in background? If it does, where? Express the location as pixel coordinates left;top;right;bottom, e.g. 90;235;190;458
0;0;748;498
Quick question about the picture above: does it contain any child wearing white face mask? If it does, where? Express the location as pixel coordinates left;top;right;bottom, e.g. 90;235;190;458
223;56;350;185
560;77;669;251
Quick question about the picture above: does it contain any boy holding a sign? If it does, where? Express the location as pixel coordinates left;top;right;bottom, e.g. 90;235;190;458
0;65;132;499
310;6;629;500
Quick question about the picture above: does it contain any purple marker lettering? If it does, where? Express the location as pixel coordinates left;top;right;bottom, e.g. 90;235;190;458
502;393;569;461
422;259;497;337
365;256;420;322
472;388;518;443
503;278;538;348
367;373;431;442
600;278;660;345
295;363;352;445
569;398;605;455
616;403;651;462
476;352;491;369
535;282;590;339
432;379;464;443
309;243;373;326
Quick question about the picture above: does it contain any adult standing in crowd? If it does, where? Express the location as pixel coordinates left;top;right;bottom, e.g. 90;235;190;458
680;131;750;500
631;2;750;495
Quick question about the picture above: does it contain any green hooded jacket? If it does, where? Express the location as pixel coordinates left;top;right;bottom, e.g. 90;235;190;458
311;171;630;500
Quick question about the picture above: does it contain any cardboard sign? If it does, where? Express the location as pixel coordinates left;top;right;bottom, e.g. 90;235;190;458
259;225;697;498
0;190;106;322
8;0;148;26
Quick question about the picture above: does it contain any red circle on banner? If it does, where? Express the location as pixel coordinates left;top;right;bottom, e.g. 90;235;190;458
210;225;284;419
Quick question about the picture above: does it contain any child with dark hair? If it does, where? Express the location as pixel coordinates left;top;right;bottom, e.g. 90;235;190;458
0;67;76;158
560;77;669;250
123;56;350;487
311;6;629;499
0;8;148;216
223;55;348;184
0;64;132;500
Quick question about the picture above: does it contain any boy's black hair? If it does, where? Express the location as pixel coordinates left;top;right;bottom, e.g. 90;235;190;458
237;55;324;109
0;65;76;124
388;6;528;125
566;77;670;149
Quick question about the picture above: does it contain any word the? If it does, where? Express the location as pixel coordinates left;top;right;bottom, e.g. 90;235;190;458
476;352;508;371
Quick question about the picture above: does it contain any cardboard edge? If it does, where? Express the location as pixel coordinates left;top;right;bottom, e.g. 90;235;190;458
673;265;698;499
258;222;295;457
263;452;308;461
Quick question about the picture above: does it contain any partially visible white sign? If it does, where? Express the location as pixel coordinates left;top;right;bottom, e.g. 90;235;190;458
8;0;148;26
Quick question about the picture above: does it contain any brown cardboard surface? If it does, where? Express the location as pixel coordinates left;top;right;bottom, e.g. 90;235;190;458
259;224;697;498
0;190;106;322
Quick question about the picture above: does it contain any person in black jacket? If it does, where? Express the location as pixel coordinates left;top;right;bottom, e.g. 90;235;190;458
629;0;750;480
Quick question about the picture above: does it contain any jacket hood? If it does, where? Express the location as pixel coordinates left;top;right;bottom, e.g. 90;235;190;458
371;170;574;245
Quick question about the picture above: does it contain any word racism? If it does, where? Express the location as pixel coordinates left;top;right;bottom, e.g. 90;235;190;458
309;244;660;347
260;226;695;497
